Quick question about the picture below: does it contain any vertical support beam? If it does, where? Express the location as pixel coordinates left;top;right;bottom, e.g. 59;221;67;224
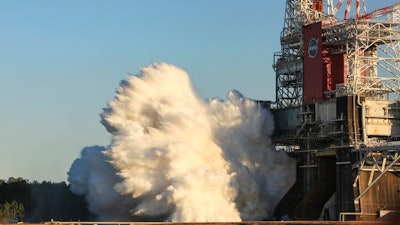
382;157;387;171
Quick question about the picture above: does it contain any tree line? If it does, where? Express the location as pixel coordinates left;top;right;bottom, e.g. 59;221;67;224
0;177;91;223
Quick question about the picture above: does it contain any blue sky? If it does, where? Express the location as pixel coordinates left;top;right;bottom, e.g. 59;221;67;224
0;0;397;182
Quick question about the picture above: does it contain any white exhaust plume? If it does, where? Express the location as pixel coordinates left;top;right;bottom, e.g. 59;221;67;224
68;62;295;222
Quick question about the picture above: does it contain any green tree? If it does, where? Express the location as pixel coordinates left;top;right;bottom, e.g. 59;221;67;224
0;177;90;222
0;201;25;222
17;202;25;220
3;202;11;219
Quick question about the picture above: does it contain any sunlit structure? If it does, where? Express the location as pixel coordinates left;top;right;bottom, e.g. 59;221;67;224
273;0;400;221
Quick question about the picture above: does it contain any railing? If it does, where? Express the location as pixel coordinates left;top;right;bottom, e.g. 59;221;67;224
339;212;378;221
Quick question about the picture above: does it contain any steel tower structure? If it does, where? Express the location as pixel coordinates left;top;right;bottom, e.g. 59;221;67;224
274;0;333;108
274;1;400;108
272;0;400;221
324;8;400;99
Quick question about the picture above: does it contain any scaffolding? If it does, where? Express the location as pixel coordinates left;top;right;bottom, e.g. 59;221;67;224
274;0;334;108
274;1;400;107
324;19;400;98
272;0;400;221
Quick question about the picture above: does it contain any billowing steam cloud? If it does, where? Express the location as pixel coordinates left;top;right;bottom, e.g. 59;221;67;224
68;62;295;222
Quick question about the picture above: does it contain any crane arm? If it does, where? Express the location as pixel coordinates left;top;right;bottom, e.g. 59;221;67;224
359;3;400;19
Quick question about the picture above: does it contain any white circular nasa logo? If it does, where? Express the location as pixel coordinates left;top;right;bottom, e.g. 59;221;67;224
308;38;318;58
